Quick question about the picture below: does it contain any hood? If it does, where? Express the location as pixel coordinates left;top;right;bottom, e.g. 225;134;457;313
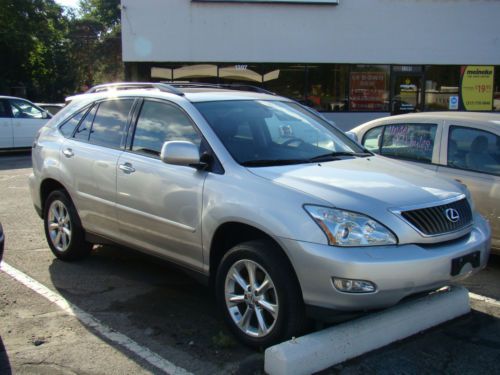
248;156;464;213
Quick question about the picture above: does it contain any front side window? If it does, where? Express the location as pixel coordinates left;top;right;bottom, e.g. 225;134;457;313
132;100;201;157
9;99;44;119
88;99;134;148
380;123;437;163
194;100;366;166
0;100;10;118
448;126;500;176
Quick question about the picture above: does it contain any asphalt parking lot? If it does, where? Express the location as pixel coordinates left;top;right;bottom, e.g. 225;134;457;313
1;152;500;375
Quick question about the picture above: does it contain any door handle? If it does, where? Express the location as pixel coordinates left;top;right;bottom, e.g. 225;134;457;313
119;163;136;174
62;148;74;158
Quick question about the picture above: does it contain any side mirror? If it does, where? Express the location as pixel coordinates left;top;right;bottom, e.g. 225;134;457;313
346;131;359;143
160;141;206;169
42;111;51;119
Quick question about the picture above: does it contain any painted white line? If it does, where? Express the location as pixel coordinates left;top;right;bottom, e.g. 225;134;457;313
265;286;471;375
1;262;192;375
469;292;500;307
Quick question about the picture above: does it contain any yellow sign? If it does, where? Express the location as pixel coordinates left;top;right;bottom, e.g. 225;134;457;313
461;65;494;111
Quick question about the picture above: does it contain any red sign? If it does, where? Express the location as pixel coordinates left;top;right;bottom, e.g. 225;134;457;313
349;72;386;111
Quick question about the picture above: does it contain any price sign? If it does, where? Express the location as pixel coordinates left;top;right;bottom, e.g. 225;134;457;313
460;66;494;111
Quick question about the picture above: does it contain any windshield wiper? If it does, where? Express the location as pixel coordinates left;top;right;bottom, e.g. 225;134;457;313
241;159;306;167
307;151;372;163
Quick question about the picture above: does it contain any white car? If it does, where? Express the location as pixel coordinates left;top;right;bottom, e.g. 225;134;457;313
350;112;500;253
0;96;51;149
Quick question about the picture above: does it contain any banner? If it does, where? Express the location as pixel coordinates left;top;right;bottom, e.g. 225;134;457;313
349;72;386;111
460;66;494;111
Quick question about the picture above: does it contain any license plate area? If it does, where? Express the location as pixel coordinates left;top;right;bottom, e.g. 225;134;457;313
451;251;480;276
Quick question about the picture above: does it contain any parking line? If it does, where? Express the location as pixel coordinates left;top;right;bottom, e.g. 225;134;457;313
469;292;500;307
0;262;193;375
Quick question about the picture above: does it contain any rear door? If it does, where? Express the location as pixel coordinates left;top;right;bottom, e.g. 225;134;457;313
437;122;500;249
60;98;136;239
0;99;13;148
9;98;48;147
116;98;206;270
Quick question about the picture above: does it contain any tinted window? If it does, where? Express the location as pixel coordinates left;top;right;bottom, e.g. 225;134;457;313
59;108;88;138
380;123;436;163
74;105;97;141
132;100;201;157
448;126;500;176
89;99;134;148
362;126;383;152
10;99;44;119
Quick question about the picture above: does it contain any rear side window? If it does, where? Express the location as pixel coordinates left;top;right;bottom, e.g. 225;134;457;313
89;99;134;148
448;126;500;176
380;123;437;163
131;100;201;157
74;105;97;141
59;108;88;138
362;126;383;152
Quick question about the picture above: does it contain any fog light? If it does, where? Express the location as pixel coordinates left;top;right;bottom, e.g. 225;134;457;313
333;277;376;293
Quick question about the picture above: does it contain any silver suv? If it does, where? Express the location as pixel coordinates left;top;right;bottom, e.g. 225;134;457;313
30;84;491;348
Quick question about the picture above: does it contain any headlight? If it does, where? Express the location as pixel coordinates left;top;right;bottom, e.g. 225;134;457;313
304;205;397;247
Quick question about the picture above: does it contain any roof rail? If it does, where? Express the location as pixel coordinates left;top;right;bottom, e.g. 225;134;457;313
84;82;185;96
166;82;276;95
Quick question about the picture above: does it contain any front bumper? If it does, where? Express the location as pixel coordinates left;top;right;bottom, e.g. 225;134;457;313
279;213;491;312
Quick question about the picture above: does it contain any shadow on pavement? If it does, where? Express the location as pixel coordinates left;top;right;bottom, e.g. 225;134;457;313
0;336;12;375
0;151;32;170
48;245;260;374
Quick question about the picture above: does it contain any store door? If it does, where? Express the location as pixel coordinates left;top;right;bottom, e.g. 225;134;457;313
391;66;424;114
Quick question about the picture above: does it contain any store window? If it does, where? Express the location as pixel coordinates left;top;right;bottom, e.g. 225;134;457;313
306;64;349;112
261;64;306;101
424;66;460;111
494;66;500;112
349;65;390;112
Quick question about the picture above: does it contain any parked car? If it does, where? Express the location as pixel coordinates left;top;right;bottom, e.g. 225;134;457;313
350;112;500;254
0;96;51;149
30;84;491;348
36;103;65;115
0;222;4;263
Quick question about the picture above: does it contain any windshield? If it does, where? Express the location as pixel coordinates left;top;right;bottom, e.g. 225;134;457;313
194;100;368;166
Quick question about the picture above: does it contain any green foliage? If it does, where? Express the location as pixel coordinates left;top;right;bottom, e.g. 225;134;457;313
0;0;123;101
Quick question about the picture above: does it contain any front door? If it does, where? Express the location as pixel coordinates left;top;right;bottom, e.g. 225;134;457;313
391;66;424;114
9;98;48;147
116;99;206;271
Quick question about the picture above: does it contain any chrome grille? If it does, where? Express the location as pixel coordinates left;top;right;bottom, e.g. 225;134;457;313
401;198;472;236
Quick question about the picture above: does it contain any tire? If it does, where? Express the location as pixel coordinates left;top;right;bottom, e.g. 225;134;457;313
43;190;92;261
215;240;306;349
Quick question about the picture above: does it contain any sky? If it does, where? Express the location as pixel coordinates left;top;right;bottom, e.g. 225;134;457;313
54;0;80;9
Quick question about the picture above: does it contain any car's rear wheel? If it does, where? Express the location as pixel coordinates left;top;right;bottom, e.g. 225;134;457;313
44;190;92;261
215;240;306;348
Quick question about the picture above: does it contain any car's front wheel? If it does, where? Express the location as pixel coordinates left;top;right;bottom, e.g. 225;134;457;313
215;240;306;348
43;190;92;261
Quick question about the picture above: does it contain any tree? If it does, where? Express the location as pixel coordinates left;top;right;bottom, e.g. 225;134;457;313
0;0;76;100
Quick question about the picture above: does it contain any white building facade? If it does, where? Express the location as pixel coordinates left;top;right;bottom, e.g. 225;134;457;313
121;0;500;129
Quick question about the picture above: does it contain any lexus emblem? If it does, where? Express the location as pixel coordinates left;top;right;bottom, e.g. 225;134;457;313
445;208;460;223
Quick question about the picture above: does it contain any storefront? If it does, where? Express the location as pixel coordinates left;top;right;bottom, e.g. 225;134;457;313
121;0;500;130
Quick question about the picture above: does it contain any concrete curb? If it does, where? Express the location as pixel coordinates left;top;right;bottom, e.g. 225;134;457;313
265;286;470;375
